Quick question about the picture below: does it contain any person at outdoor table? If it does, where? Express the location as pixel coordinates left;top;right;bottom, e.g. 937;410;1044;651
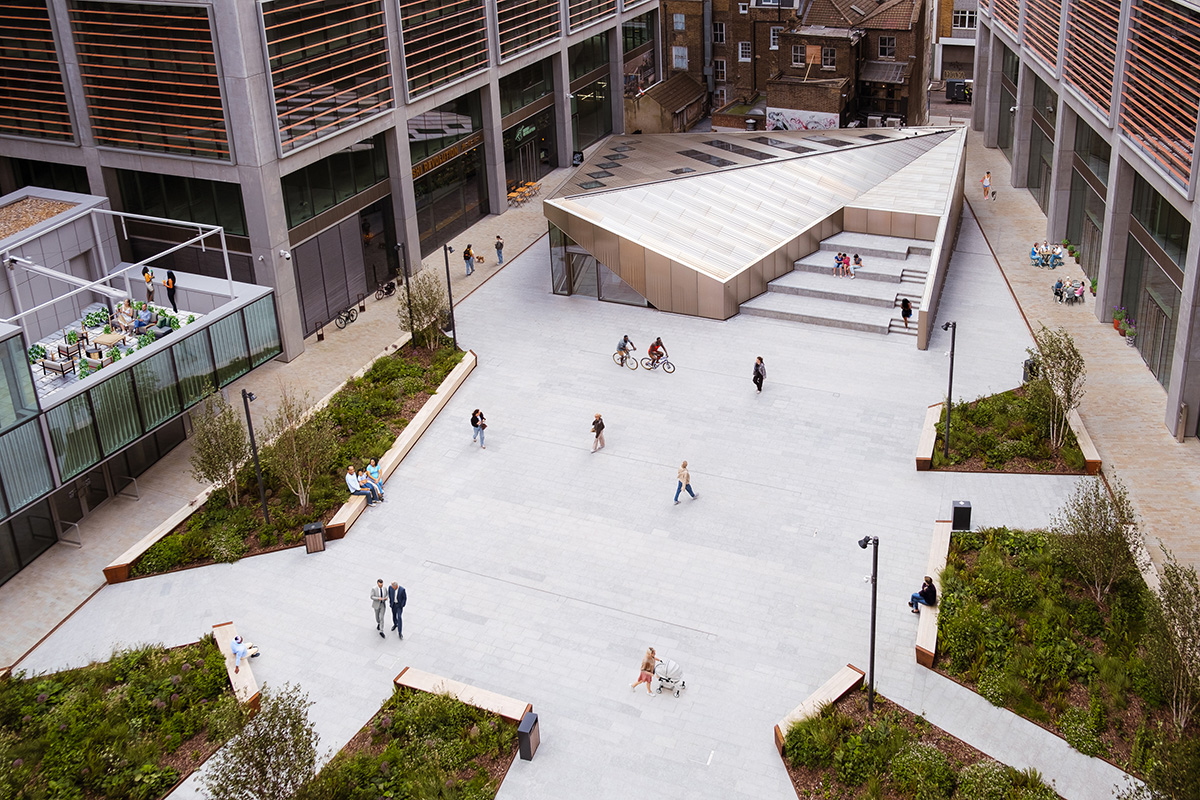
132;306;153;333
114;299;134;332
1030;242;1040;262
1074;283;1085;301
1053;279;1064;303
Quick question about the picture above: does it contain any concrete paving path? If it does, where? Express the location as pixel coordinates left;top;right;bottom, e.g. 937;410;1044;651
18;210;1132;799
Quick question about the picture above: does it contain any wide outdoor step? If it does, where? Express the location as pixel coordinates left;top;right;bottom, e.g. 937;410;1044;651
818;232;934;260
888;320;920;336
793;254;904;284
768;271;921;309
901;268;927;283
740;293;904;335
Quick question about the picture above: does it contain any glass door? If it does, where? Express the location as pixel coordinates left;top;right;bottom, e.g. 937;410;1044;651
1081;218;1102;282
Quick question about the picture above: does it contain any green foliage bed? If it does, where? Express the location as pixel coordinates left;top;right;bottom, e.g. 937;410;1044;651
295;687;517;800
0;638;246;800
932;387;1086;472
133;345;463;577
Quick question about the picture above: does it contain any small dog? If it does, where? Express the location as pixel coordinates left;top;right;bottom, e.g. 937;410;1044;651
990;190;998;202
475;255;485;263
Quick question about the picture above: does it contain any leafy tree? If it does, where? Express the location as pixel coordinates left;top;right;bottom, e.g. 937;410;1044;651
1027;325;1086;450
190;389;249;508
203;683;321;800
1051;475;1139;605
1145;548;1200;734
396;268;448;349
262;385;337;510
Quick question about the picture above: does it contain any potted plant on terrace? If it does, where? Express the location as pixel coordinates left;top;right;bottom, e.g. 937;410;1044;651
1090;277;1097;296
1122;319;1137;345
1113;306;1127;330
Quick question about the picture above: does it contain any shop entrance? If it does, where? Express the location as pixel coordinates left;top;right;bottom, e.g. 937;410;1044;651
513;140;540;186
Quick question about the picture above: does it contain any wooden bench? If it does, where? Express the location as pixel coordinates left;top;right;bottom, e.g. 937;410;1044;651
916;520;953;668
773;664;864;756
1068;409;1101;475
915;402;942;470
212;621;261;711
394;666;531;724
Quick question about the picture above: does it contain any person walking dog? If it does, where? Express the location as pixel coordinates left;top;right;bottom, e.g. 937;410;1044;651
981;171;991;199
591;413;605;452
674;460;698;504
371;579;388;638
463;244;475;276
388;581;407;639
753;357;766;393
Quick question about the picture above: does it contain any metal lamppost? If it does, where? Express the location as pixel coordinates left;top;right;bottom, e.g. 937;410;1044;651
857;535;879;714
397;242;415;337
942;321;957;459
241;388;269;525
441;243;458;351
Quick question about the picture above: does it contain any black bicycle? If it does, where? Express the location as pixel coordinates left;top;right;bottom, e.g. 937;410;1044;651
375;280;397;300
334;306;358;329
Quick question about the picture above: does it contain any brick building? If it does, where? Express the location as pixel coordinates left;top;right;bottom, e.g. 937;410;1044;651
662;0;928;128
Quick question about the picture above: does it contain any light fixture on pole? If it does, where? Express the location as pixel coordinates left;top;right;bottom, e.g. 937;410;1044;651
241;388;270;525
397;242;414;337
857;535;879;714
441;243;458;351
941;321;957;460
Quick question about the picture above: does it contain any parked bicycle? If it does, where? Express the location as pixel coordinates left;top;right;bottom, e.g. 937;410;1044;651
641;355;675;373
334;306;358;329
375;280;397;300
613;349;638;370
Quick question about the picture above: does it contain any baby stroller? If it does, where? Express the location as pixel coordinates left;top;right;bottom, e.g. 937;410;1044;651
654;659;687;697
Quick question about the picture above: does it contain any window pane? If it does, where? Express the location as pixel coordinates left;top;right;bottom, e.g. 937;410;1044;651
0;336;38;435
0;421;52;510
90;370;142;455
134;349;181;430
210;314;250;386
45;395;100;481
172;331;216;408
244;297;282;367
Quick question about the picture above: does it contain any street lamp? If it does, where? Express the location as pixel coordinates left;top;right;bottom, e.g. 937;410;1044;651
441;243;458;351
941;321;957;460
857;535;879;714
397;242;415;337
241;388;270;525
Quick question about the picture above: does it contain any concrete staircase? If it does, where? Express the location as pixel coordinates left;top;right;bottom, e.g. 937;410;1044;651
739;232;930;337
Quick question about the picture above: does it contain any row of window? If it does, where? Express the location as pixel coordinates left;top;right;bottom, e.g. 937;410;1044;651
702;26;896;61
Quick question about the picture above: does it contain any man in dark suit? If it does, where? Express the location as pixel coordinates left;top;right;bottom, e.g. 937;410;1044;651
388;581;407;639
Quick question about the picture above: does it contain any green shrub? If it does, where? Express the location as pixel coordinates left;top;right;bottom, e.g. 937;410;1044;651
890;742;957;799
134;535;185;575
1058;706;1106;757
784;704;853;769
832;714;909;787
1061;446;1086;471
954;759;1013;800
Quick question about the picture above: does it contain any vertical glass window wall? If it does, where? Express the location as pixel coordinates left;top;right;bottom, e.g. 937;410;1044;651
244;297;282;367
1027;123;1054;213
1032;75;1058;127
572;78;612;151
172;332;216;408
408;94;483;165
46;395;100;481
1122;237;1181;391
569;32;609;80
499;61;554;116
1;501;56;586
414;145;490;256
504;107;558;186
90;370;142;455
1066;170;1106;281
281;132;389;229
133;349;181;429
210;315;250;386
0;336;38;434
11;159;90;194
998;86;1015;162
1001;44;1019;85
1074;121;1111;185
118;170;248;236
1131;174;1190;267
549;224;646;307
0;420;52;511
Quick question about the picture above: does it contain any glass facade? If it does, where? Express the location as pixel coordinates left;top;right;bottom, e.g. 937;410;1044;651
573;77;612;151
172;331;216;409
408;94;483;165
499;60;554;117
1026;123;1054;213
1066;170;1105;281
210;314;250;386
1032;75;1058;128
0;421;52;511
414;144;489;256
90;370;141;456
0;500;56;587
281;133;390;229
0;336;38;435
245;296;283;367
998;86;1015;162
118;170;248;237
568;0;616;30
622;11;656;96
622;11;653;53
46;395;100;482
1122;237;1181;391
549;225;645;306
1074;120;1111;185
1131;174;1190;267
0;0;73;141
1001;43;1019;86
10;159;90;195
134;350;181;430
261;0;393;152
503;107;557;186
399;0;489;97
497;0;561;59
570;32;610;80
69;2;228;159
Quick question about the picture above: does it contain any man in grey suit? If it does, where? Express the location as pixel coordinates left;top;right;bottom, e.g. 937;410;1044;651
388;581;407;639
370;579;387;638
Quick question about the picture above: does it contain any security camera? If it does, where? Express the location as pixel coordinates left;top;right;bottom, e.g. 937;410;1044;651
279;250;291;260
1009;106;1016;113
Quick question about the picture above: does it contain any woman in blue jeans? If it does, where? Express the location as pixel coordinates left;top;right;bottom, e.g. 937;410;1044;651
471;409;486;449
909;576;937;613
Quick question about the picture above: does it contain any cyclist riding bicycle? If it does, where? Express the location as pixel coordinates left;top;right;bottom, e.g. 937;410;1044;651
648;337;668;366
616;335;636;365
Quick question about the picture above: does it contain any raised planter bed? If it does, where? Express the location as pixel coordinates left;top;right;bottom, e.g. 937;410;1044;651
916;520;952;668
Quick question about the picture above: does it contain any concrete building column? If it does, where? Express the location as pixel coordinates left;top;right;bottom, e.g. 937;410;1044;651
1094;152;1135;326
480;79;509;219
552;51;574;165
1045;100;1077;242
385;129;421;277
1009;63;1033;189
978;26;999;146
609;23;625;135
1163;193;1200;437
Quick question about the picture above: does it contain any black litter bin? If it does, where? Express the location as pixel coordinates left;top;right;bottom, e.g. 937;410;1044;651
303;522;325;554
952;501;972;531
517;711;540;761
1023;358;1039;383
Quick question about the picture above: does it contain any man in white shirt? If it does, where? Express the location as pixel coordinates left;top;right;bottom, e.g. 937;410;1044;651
345;465;379;506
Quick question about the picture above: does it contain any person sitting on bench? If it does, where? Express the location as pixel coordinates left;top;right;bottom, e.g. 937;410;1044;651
909;576;937;614
132;307;154;334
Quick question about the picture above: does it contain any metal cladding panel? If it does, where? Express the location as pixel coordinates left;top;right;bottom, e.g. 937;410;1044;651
567;216;595;253
1065;0;1119;115
773;249;792;281
893;212;917;240
697;274;724;319
544;203;569;230
618;240;647;295
592;227;620;276
867;209;891;236
340;216;368;303
749;259;766;297
670;260;698;315
916;214;939;240
844;206;867;233
644;249;672;309
734;268;751;304
723;282;740;319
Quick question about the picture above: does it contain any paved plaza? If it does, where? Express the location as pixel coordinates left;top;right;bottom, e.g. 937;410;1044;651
17;207;1132;798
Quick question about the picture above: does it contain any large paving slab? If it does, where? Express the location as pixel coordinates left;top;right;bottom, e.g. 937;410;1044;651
18;212;1129;799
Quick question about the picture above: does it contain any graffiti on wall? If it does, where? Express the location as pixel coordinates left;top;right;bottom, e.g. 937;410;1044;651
766;107;839;131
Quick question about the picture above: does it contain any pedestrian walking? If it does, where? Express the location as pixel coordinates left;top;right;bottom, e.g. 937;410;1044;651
463;244;475;276
981;171;991;199
630;647;660;695
471;408;486;449
495;235;504;265
370;579;387;638
591;413;605;452
752;357;766;393
900;298;912;328
674;460;698;504
388;581;407;639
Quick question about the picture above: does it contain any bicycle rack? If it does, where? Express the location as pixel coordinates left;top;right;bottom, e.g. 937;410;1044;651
116;475;140;501
315;322;325;342
357;293;366;312
58;520;82;548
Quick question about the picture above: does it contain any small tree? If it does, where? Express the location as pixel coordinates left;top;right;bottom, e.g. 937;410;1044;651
1027;325;1086;450
203;683;321;800
189;389;249;508
1146;548;1200;734
262;384;337;510
1051;474;1139;605
396;268;448;349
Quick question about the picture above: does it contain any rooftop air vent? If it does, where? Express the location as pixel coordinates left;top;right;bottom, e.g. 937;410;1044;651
850;4;866;12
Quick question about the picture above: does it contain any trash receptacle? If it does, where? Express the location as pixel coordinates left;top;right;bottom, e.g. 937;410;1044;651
517;710;540;761
952;500;972;532
1023;358;1038;383
303;522;325;554
746;118;757;131
572;150;584;166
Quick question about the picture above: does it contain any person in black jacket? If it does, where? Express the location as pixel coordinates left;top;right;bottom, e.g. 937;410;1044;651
909;576;937;614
